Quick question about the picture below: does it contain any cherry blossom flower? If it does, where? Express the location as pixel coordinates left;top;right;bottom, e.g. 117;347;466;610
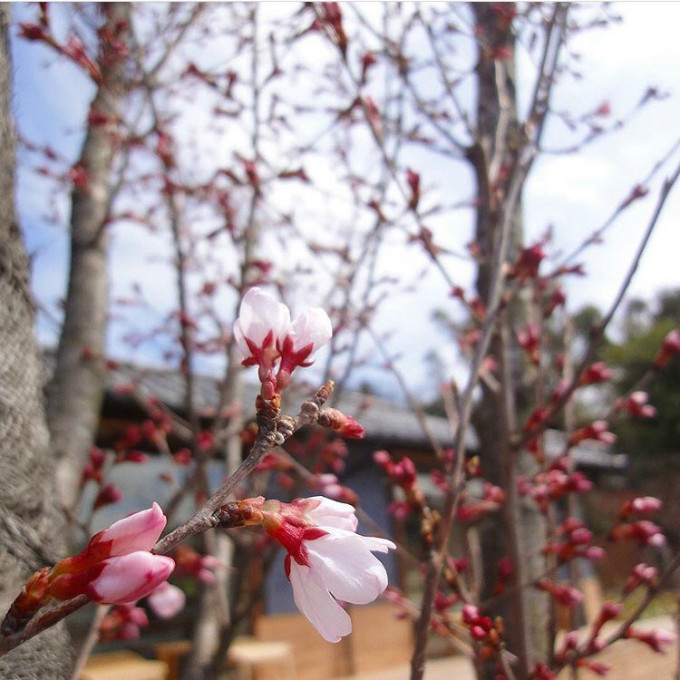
232;287;332;389
278;308;333;387
262;496;395;643
233;287;291;378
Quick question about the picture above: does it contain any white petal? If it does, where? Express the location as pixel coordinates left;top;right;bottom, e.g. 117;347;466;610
236;288;291;347
232;319;250;360
289;562;352;643
290;308;332;352
306;532;392;604
305;496;358;531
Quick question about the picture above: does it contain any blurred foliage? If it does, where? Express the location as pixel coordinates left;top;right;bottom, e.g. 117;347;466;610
605;289;680;477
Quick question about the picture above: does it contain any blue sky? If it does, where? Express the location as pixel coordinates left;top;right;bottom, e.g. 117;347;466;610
11;3;680;399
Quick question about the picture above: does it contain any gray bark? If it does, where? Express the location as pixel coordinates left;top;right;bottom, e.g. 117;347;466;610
46;4;130;512
468;4;548;677
0;4;72;677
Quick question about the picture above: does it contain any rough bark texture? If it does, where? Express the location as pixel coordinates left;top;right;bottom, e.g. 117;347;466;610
47;3;130;511
0;4;73;677
468;4;548;677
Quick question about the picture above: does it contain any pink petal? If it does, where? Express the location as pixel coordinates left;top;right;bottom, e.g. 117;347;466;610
147;582;186;619
89;552;175;604
93;503;167;556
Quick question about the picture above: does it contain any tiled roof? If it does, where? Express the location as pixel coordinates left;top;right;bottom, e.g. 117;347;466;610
102;361;473;448
44;352;626;467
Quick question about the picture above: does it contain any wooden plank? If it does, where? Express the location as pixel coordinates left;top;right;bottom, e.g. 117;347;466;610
80;652;168;680
350;604;414;674
256;612;351;680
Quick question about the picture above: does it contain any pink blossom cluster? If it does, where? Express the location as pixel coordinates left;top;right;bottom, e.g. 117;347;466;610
374;450;424;517
554;632;610;675
233;287;332;391
616;391;657;419
610;519;665;547
623;563;658;594
173;545;221;583
460;603;504;659
50;503;174;605
568;420;616;446
517;323;541;365
99;603;149;641
654;329;680;368
5;505;174;633
457;483;506;523
542;518;605;563
624;627;677;653
536;579;583;608
618;495;663;520
579;362;613;386
518;462;593;514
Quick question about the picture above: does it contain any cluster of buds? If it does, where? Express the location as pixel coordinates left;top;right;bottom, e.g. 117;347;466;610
623;563;658;594
81;447;126;511
530;661;556;679
610;519;665;547
653;329;680;368
536;579;583;608
615;391;657;419
612;495;664;548
618;495;662;521
374;450;424;515
542;518;605;563
518;462;593;514
233;287;332;393
285;429;349;479
311;473;358;506
457;483;506;523
2;504;172;634
624;627;677;653
579;362;613;386
173;545;221;583
506;240;546;281
568;421;616;447
516;323;541;365
544;285;567;319
99;603;149;641
461;604;505;662
493;556;514;596
584;601;623;653
554;631;610;675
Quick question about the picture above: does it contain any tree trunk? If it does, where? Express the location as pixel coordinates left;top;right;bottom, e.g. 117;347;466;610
47;3;130;512
468;4;548;677
0;5;72;677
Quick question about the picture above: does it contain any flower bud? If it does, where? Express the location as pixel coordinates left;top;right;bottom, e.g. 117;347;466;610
88;552;175;604
147;582;186;619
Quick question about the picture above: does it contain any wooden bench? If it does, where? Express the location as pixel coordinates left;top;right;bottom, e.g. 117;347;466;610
228;636;296;680
80;651;168;680
153;640;192;680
